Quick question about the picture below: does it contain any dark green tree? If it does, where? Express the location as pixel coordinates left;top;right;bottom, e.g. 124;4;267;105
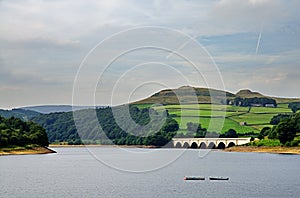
258;127;271;139
288;102;300;113
270;114;291;125
276;121;296;144
269;112;300;144
225;129;238;138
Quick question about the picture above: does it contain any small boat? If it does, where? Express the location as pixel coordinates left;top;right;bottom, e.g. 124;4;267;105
209;177;229;181
184;176;205;181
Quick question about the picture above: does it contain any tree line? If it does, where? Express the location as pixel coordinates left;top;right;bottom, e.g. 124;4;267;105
175;122;239;138
0;116;49;147
259;111;300;146
232;97;277;107
33;105;179;146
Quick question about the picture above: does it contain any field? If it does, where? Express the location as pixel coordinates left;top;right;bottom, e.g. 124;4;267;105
136;103;293;134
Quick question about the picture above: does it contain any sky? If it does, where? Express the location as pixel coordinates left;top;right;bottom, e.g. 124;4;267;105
0;0;300;109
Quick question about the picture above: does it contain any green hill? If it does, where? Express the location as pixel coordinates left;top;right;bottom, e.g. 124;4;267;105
132;86;299;135
133;86;300;105
236;89;300;103
133;86;235;105
236;89;265;98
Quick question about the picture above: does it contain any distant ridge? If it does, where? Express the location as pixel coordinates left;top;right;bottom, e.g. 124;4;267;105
21;105;103;114
0;108;40;120
0;105;105;120
133;86;300;105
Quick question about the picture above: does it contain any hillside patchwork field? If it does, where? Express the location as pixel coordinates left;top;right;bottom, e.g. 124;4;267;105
135;103;293;135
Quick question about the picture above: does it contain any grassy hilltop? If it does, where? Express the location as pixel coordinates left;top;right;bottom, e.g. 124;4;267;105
133;86;300;105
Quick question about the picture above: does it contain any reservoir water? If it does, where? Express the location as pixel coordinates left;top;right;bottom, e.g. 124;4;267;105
1;147;299;198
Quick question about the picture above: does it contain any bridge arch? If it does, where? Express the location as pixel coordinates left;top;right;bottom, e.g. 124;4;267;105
190;142;198;149
175;142;182;148
199;142;206;149
217;142;226;149
228;142;235;147
183;142;189;148
207;142;216;149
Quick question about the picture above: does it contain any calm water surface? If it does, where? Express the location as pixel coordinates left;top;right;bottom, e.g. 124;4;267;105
0;147;299;198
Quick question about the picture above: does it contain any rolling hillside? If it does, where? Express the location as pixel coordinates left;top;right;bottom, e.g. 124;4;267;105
133;86;299;135
133;86;300;105
2;86;298;142
0;109;40;120
133;86;235;104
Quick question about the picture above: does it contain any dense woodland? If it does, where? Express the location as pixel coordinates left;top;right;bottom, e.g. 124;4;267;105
233;97;277;107
260;111;300;145
33;105;179;146
0;116;49;147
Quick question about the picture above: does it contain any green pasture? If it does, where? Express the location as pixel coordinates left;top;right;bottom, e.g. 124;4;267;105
133;104;156;109
229;113;278;125
250;106;292;113
173;116;257;133
152;104;249;112
277;103;289;109
165;109;241;117
250;124;274;131
136;103;292;134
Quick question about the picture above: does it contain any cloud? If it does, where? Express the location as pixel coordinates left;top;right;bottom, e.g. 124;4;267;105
1;0;299;40
1;37;80;51
219;53;300;98
0;0;299;108
208;0;298;33
0;0;120;42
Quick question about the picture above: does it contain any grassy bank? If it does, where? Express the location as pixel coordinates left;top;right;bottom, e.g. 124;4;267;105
225;146;300;155
0;145;56;155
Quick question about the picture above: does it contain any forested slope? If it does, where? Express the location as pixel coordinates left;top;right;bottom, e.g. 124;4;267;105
33;105;179;146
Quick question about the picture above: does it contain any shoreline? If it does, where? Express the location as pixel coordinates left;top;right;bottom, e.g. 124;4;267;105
0;146;57;156
49;144;159;148
224;146;300;155
52;144;300;155
2;144;299;155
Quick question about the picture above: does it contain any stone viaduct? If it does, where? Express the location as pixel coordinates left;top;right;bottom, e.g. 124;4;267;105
172;138;251;149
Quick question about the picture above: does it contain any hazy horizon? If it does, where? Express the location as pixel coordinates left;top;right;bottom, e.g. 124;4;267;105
2;85;299;110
